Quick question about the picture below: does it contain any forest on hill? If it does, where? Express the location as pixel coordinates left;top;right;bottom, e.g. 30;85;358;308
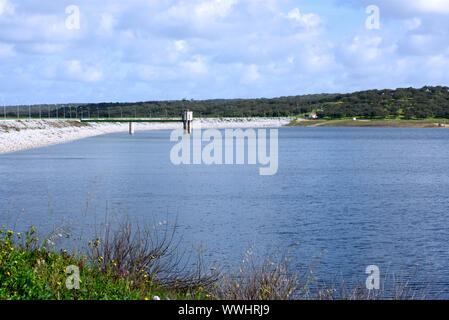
4;86;449;119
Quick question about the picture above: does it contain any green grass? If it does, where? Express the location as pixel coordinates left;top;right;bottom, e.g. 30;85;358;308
0;226;208;300
288;118;448;128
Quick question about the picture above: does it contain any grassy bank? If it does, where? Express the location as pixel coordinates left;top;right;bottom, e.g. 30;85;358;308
0;223;437;300
0;222;299;301
0;225;209;300
289;118;448;128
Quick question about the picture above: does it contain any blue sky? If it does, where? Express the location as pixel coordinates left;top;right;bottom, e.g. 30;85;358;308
0;0;449;105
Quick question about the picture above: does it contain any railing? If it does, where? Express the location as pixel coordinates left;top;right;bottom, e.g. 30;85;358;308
0;106;180;120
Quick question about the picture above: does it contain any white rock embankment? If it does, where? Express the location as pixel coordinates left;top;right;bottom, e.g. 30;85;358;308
0;118;292;154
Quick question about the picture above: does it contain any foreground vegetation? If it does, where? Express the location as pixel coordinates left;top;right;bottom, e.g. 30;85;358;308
0;223;438;300
0;225;209;300
0;223;298;300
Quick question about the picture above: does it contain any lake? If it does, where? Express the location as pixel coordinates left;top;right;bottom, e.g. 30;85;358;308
1;127;449;296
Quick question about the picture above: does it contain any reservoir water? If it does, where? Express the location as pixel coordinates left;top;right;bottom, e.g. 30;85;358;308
2;127;449;296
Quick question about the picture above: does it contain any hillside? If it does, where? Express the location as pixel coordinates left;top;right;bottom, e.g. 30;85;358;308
3;86;449;119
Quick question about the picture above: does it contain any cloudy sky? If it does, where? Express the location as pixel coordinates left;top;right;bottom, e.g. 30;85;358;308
0;0;448;105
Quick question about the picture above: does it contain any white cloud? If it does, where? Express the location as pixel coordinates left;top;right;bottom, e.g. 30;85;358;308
98;13;117;35
181;56;208;75
404;17;422;30
285;8;323;29
305;51;335;72
65;60;103;83
426;55;449;78
137;64;163;81
242;64;261;84
349;0;449;17
174;40;188;53
341;36;397;65
0;0;14;16
0;14;82;43
160;0;238;28
411;0;449;14
194;0;238;21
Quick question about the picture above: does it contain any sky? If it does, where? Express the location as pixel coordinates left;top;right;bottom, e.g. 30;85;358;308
0;0;449;105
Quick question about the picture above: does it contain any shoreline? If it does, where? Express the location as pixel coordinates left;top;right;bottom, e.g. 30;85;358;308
0;118;292;154
288;118;449;128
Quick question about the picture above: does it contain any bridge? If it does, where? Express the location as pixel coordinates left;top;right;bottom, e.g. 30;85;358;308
79;118;183;123
80;111;194;134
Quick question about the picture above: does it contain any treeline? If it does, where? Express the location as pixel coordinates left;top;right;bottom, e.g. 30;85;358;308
76;93;336;118
316;86;449;119
2;86;449;119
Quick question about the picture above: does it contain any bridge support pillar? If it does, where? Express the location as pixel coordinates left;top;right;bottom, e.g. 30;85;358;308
129;122;134;135
182;110;193;134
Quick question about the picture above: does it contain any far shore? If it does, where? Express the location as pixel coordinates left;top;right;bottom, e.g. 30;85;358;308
3;117;448;155
288;118;449;128
0;118;292;154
